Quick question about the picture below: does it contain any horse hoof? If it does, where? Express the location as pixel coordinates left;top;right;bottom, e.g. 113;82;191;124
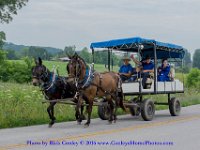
77;121;81;125
114;120;117;123
108;121;112;125
84;123;89;128
48;120;55;128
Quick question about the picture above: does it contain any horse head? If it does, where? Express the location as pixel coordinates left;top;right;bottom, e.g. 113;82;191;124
67;53;86;81
32;57;50;86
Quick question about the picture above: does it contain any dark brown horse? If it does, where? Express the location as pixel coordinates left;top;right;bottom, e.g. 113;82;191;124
67;54;126;127
32;57;76;127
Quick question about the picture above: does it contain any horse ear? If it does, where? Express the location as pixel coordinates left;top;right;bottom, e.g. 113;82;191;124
74;52;78;59
38;57;42;65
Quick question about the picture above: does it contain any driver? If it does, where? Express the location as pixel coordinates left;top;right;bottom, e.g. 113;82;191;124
118;56;133;82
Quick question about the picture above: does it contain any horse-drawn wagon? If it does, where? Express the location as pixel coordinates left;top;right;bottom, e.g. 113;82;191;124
90;37;185;121
33;37;185;127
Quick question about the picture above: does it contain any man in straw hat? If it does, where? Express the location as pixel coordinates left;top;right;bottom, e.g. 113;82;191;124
118;56;133;81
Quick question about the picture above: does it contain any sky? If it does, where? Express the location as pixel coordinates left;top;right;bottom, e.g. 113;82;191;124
1;0;200;56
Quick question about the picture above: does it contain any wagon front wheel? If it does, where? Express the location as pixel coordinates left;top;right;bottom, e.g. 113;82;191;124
98;101;109;120
141;99;155;121
169;97;181;116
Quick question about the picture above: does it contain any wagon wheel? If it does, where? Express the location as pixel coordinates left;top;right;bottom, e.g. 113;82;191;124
169;97;181;116
129;98;140;116
141;99;155;121
98;100;109;120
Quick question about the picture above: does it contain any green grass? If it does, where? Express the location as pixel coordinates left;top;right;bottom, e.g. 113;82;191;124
175;72;187;83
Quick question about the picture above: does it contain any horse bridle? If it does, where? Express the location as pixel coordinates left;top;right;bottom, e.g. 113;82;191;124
69;58;83;88
32;66;49;82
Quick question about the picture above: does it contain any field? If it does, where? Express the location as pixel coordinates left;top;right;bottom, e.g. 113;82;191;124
0;60;200;129
9;60;120;76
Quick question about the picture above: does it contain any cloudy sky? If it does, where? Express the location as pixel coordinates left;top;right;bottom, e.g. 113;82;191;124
1;0;200;55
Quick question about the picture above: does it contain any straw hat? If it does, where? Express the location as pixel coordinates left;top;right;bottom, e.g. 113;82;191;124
122;56;131;61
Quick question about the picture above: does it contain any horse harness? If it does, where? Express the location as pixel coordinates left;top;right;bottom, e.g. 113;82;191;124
72;57;121;100
33;66;70;100
76;69;117;98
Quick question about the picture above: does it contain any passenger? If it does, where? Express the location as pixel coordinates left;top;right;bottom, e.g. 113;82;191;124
118;56;133;82
130;54;154;88
129;67;139;81
158;58;171;81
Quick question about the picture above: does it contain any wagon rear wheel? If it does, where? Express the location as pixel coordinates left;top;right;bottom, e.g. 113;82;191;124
98;100;109;120
141;99;155;121
169;97;181;116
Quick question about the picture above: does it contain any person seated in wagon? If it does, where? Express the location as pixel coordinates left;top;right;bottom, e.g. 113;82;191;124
157;58;171;81
118;56;133;82
130;54;154;88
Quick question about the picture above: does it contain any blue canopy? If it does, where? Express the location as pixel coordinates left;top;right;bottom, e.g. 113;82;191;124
90;37;185;59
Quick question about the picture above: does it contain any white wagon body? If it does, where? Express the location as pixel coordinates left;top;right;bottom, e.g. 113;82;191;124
122;79;184;94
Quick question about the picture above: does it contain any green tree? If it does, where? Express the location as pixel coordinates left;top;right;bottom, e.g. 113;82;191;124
186;68;200;89
57;46;75;58
179;49;192;73
5;49;18;59
0;31;6;48
64;45;76;57
193;49;200;69
93;50;120;66
94;51;108;64
0;49;6;63
112;53;120;66
28;46;50;60
0;0;28;24
19;47;29;57
79;47;91;63
184;49;192;66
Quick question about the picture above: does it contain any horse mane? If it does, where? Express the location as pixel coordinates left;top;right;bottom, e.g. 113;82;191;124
77;55;87;67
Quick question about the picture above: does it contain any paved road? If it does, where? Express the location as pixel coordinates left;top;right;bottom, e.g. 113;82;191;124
0;104;200;150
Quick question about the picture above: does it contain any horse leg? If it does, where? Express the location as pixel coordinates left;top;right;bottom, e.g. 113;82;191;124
75;108;80;125
113;96;121;123
80;105;85;120
113;101;118;123
47;102;56;127
108;99;114;124
84;100;93;127
75;97;83;125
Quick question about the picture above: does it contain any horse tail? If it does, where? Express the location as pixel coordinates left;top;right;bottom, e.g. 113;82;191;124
118;89;126;112
117;76;127;112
